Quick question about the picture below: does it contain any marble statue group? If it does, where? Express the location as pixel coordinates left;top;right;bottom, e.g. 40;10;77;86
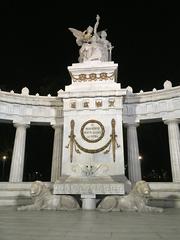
68;14;113;62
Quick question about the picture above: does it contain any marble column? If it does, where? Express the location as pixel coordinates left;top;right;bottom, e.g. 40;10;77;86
81;194;96;210
165;119;180;182
51;123;63;182
9;123;29;182
126;123;142;183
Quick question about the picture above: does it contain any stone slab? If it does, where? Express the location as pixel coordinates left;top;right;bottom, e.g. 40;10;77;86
53;177;125;195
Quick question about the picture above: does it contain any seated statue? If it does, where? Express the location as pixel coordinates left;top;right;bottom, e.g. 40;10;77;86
17;181;80;211
97;180;163;213
69;14;113;63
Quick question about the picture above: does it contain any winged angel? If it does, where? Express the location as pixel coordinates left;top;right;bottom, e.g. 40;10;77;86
69;14;100;46
68;25;94;47
68;15;112;62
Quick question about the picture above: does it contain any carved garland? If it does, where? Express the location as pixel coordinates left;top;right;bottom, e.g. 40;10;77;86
70;72;114;82
65;119;120;162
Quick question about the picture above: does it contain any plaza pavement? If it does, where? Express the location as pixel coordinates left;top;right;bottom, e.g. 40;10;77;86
0;206;180;240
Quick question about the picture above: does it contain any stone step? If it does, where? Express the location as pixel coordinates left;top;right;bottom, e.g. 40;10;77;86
148;182;180;208
149;182;180;191
0;182;31;190
0;181;180;208
149;198;180;208
0;190;30;197
0;182;32;206
151;191;180;199
149;182;180;200
0;197;32;206
0;182;53;206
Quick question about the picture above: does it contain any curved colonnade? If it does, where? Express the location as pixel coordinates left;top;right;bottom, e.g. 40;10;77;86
0;81;180;183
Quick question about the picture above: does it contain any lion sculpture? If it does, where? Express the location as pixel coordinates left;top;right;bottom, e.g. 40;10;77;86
97;180;163;213
17;181;80;211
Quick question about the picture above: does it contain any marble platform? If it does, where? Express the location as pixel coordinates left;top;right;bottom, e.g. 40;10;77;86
53;176;128;195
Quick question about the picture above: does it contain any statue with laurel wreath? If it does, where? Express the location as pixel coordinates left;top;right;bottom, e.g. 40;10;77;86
68;14;113;63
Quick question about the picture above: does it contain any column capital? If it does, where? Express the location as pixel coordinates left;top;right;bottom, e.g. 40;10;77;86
13;122;30;128
124;122;139;128
51;120;64;129
164;119;179;125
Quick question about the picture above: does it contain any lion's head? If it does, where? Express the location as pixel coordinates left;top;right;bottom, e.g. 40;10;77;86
30;181;49;197
131;180;151;197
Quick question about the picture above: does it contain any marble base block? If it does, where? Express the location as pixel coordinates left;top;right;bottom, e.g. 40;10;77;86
81;194;96;210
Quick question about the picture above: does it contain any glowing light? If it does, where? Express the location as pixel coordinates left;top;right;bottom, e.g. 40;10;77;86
2;155;7;160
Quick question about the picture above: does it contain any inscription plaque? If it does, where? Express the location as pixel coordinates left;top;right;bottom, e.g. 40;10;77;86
81;120;105;143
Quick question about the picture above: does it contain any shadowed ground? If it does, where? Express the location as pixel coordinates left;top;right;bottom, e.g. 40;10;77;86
0;206;180;240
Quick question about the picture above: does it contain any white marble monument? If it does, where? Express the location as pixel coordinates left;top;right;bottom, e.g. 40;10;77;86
53;15;128;209
1;14;180;209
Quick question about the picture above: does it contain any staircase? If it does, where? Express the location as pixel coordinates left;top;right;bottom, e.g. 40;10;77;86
149;182;180;208
0;182;180;208
0;182;32;206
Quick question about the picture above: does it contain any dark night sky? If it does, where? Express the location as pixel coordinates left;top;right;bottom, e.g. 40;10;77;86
0;2;180;94
0;2;179;181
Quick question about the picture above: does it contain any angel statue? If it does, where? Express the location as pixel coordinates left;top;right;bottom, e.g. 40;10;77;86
68;15;113;63
68;25;94;47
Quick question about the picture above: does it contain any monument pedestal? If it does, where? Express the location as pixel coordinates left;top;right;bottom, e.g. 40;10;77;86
65;61;120;92
55;61;128;208
53;176;130;209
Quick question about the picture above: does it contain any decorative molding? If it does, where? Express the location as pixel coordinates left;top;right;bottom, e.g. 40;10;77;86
70;101;76;108
83;101;89;108
70;72;115;82
95;100;102;108
54;182;124;195
108;98;115;107
71;163;104;177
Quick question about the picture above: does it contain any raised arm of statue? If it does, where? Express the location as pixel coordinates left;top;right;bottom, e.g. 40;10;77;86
94;14;100;37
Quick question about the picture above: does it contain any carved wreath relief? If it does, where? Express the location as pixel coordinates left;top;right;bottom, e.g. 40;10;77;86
66;119;120;162
81;120;105;143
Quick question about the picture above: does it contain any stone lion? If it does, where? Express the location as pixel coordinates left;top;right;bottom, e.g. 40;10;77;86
17;181;80;211
97;180;163;213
